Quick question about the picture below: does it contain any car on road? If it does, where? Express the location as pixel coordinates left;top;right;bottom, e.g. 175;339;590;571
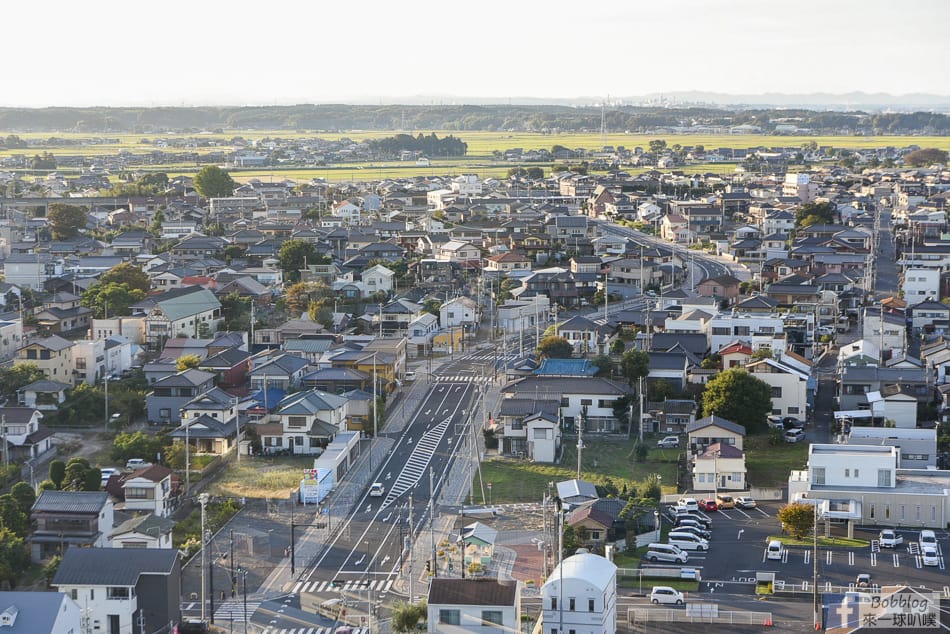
766;540;784;560
404;371;416;382
735;496;756;509
99;467;118;487
715;494;735;509
646;543;688;564
125;458;151;470
921;545;940;567
856;573;871;588
698;499;718;512
816;325;835;337
369;483;385;497
657;436;680;448
649;586;685;605
878;530;903;548
919;529;937;550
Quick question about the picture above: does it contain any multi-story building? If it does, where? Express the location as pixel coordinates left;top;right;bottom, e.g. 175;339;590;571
542;552;617;634
18;335;73;382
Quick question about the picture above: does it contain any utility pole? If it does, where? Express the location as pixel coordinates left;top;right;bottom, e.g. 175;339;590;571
576;413;584;479
234;395;241;463
1;415;7;471
813;503;820;630
229;530;235;598
378;303;384;337
103;375;109;432
199;493;210;624
638;377;644;442
429;468;436;577
249;302;255;348
407;495;414;601
371;352;378;470
185;420;191;495
604;271;608;324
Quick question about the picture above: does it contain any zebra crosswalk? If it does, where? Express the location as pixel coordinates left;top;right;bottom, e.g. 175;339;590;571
213;600;261;622
264;625;369;634
434;374;493;384
293;578;395;595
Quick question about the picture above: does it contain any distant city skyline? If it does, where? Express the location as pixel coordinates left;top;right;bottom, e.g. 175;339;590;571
7;0;948;108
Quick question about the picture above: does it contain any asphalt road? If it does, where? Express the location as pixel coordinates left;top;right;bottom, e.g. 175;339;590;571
297;380;478;595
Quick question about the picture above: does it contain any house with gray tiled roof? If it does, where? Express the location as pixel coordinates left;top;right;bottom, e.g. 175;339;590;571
52;548;180;634
687;415;746;455
30;491;113;561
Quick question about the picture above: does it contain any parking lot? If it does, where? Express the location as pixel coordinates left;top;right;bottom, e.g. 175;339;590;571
658;501;950;596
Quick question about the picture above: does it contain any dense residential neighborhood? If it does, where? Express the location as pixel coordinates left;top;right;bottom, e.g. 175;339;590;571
0;133;949;633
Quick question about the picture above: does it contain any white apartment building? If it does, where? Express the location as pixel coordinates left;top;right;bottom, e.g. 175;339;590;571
542;552;617;634
789;444;950;531
0;316;23;362
71;339;106;385
746;357;809;418
709;312;787;354
901;267;940;302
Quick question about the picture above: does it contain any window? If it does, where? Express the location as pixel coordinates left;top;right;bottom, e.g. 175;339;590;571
845;469;850;478
482;610;503;625
107;587;130;600
533;429;547;439
589;530;601;540
812;467;825;485
854;469;858;478
770;387;782;398
75;357;87;370
580;399;593;407
589;598;595;612
551;597;557;610
288;416;307;428
26;349;36;359
569;598;576;611
159;408;171;419
877;469;891;487
439;610;460;625
71;589;77;600
560;398;569;407
294;436;303;446
788;407;799;414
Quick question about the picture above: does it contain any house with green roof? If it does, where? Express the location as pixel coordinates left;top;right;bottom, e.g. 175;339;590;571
135;286;222;348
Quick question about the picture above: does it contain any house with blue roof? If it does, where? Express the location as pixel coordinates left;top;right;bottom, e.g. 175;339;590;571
534;358;598;377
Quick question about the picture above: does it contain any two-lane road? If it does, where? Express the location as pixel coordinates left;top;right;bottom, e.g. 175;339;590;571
297;380;478;598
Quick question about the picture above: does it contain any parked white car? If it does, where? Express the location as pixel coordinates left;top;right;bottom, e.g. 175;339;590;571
921;545;940;567
878;530;903;548
677;497;699;512
369;483;385;497
649;586;685;605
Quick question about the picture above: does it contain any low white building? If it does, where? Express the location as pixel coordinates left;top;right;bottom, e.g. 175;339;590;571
440;296;478;330
542;551;617;634
426;578;520;634
0;316;23;362
746;357;810;419
789;444;950;531
901;267;939;303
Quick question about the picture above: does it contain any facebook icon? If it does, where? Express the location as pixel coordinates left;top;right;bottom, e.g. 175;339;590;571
825;594;863;630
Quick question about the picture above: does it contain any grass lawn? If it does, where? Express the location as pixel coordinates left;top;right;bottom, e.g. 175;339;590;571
205;455;313;498
744;434;808;487
475;437;680;504
768;534;869;548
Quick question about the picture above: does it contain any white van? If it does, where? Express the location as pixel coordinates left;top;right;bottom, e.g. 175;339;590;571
766;540;784;560
645;543;688;563
919;530;937;550
668;532;708;551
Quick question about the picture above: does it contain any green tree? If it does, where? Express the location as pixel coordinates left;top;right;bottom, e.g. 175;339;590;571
38;480;57;492
610;339;625;355
620;349;650;387
641;474;662;503
48;460;65;490
47;203;87;240
111;432;165;465
84;467;102;491
43;554;62;584
701;368;772;434
62;458;91;492
649;139;668;154
751;348;773;360
777;502;815;539
223;244;245;262
81;282;146;319
278;240;326;284
795;201;836;228
391;601;427;633
9;482;35;516
193;165;236;198
0;494;27;537
284;281;330;315
176;354;201;371
99;262;151;293
537;335;573;359
904;148;948;167
0;363;46;399
0;528;29;588
591;354;613;377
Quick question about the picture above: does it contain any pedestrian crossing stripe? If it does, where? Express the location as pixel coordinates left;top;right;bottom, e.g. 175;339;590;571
293;578;394;595
434;375;492;384
264;625;369;634
213;601;261;622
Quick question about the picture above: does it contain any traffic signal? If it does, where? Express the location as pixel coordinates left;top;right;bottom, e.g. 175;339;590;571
425;560;431;573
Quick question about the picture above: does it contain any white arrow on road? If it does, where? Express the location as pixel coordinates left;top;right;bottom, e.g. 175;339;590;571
365;504;372;513
385;472;392;480
355;555;365;566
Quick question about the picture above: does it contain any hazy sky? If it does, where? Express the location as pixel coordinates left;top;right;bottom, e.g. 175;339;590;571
8;0;948;107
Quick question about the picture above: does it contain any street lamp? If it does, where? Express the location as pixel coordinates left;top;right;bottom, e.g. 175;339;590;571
237;567;249;634
653;509;660;540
